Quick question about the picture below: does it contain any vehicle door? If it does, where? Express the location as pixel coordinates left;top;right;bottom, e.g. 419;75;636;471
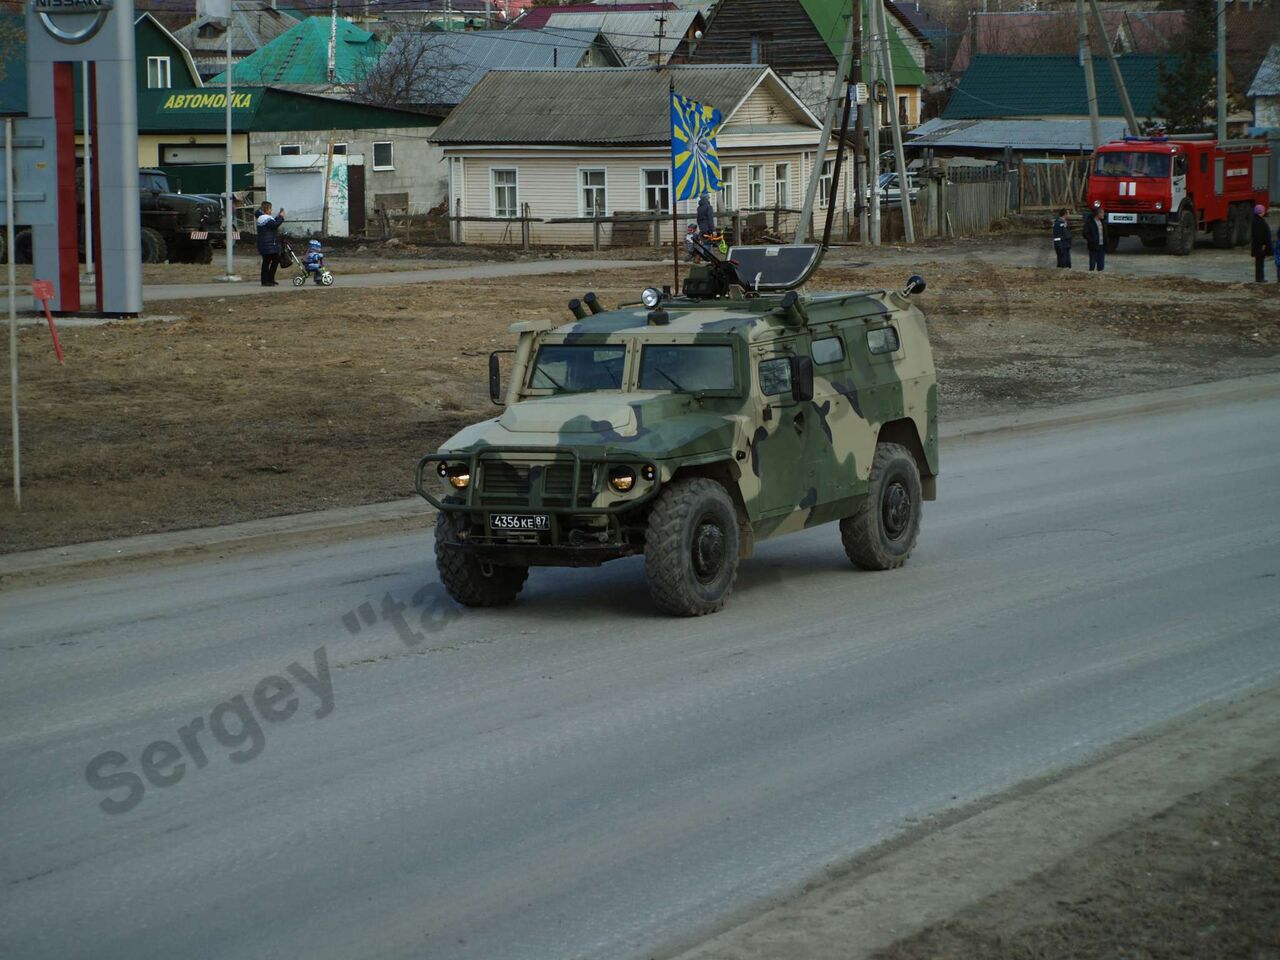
749;336;813;517
807;328;874;518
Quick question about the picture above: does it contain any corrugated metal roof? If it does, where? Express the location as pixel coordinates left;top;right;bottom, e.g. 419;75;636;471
432;64;780;145
537;10;701;66
173;3;296;64
943;54;1169;120
210;17;382;86
1249;43;1280;98
909;117;1129;153
514;3;676;30
384;28;617;106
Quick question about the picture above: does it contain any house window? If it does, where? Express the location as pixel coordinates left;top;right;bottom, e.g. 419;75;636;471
279;144;302;156
748;164;763;208
718;165;736;212
580;168;607;218
749;33;770;64
774;162;790;208
147;56;171;89
818;158;835;206
332;143;348;156
643;168;669;213
492;168;518;218
373;141;394;170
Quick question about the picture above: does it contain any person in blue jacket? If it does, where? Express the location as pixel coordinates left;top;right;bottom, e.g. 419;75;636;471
304;239;326;284
1052;208;1072;268
255;201;286;286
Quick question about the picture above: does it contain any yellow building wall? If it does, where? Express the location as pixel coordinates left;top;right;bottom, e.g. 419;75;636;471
73;133;251;167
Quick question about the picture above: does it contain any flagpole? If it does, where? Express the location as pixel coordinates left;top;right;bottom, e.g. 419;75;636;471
670;77;679;294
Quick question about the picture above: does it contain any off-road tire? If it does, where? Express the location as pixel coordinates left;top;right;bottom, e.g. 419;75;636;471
1211;218;1233;249
191;241;213;265
1231;203;1251;247
434;512;528;607
1171;207;1195;256
644;478;740;616
840;442;922;571
141;227;167;264
14;228;33;264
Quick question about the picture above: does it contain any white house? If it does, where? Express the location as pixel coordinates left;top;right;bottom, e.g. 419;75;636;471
432;65;856;246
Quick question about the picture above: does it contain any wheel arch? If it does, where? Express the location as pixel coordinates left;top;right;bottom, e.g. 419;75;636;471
877;418;937;501
669;460;756;558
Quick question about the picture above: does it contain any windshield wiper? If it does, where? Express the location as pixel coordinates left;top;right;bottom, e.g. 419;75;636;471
652;367;687;392
533;368;569;392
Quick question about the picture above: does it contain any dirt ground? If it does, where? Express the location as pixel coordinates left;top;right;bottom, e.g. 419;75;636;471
1;258;1277;553
874;760;1280;960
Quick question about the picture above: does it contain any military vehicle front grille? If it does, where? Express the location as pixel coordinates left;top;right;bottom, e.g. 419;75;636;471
478;461;595;506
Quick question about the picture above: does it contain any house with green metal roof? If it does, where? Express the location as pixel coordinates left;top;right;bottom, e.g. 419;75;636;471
210;16;383;87
943;54;1170;122
677;0;928;128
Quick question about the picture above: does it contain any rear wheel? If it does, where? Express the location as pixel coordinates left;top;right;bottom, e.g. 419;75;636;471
292;274;307;287
840;443;922;571
644;478;740;616
1232;203;1251;247
140;227;167;264
1211;218;1233;249
434;512;529;607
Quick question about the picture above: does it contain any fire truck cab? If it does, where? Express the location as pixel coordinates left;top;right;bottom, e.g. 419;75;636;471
1086;136;1271;255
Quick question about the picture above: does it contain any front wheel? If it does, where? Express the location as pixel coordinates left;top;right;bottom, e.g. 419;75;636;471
434;512;529;607
840;443;922;571
1171;207;1195;256
320;271;334;286
644;478;740;616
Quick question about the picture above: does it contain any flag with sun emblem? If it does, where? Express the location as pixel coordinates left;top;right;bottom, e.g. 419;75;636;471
670;91;724;201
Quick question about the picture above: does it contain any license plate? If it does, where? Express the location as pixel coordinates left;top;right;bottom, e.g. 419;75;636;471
490;514;549;531
1108;213;1137;224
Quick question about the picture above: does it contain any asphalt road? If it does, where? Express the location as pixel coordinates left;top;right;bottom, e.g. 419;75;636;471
3;388;1279;960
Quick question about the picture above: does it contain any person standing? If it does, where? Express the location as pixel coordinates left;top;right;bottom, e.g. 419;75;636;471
696;192;716;238
1084;203;1107;272
1052;208;1072;268
1250;204;1272;283
256;200;286;287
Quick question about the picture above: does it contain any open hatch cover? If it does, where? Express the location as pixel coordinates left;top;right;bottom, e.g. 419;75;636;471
726;244;823;291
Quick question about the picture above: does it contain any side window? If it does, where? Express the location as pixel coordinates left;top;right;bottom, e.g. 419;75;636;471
812;336;844;366
1174;155;1187;177
1200;154;1208;174
758;357;792;396
867;326;901;355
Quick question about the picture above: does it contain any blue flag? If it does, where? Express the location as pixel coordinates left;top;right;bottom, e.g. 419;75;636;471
671;91;724;201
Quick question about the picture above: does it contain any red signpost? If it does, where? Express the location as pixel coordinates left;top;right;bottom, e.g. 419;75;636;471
31;279;65;364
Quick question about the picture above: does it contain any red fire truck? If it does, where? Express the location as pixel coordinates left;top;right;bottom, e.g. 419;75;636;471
1085;136;1271;255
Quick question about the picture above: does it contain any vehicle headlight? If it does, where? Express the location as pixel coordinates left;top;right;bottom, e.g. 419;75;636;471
640;287;662;308
436;461;471;489
1155;201;1163;210
608;466;636;492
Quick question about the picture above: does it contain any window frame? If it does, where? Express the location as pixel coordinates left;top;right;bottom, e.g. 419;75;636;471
146;56;172;89
372;140;394;171
718;164;736;213
748;164;764;209
490;167;519;220
818;158;836;206
774;162;790;209
867;325;902;356
331;143;348;156
279;143;302;156
526;342;628;395
641;167;670;214
757;356;793;398
578;166;608;219
638;343;740;396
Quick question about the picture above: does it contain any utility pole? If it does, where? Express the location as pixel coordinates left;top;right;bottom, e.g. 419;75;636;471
328;0;338;83
1076;0;1101;148
1216;0;1227;141
797;6;856;243
868;10;882;244
82;68;94;283
1087;0;1138;134
874;0;913;242
6;119;19;507
853;0;867;243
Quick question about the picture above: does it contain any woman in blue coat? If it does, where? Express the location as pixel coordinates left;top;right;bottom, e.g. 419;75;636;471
255;201;286;286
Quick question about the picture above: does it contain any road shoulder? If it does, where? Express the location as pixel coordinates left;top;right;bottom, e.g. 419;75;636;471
660;683;1280;960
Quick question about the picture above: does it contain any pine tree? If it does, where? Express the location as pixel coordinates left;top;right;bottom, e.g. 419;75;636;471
1150;0;1217;133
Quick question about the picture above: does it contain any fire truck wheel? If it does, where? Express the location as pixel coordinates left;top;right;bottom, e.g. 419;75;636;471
1231;204;1250;247
1171;208;1195;256
1211;219;1233;249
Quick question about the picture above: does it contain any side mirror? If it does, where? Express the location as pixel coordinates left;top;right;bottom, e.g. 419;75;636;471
488;352;503;405
902;274;926;297
791;355;814;403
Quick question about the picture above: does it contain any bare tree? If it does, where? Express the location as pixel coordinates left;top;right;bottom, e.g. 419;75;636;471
347;30;473;111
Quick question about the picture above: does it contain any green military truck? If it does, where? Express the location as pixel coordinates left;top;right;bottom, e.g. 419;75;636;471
5;168;221;264
416;243;938;616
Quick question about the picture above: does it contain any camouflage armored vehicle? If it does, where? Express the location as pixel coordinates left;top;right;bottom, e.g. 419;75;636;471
415;243;937;616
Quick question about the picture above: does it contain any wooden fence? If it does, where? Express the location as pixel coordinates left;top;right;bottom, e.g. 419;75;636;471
1018;158;1090;211
880;167;1011;242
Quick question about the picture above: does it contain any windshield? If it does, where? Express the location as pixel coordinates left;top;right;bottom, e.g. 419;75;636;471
530;344;625;393
639;345;736;393
1093;152;1171;179
139;172;169;192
